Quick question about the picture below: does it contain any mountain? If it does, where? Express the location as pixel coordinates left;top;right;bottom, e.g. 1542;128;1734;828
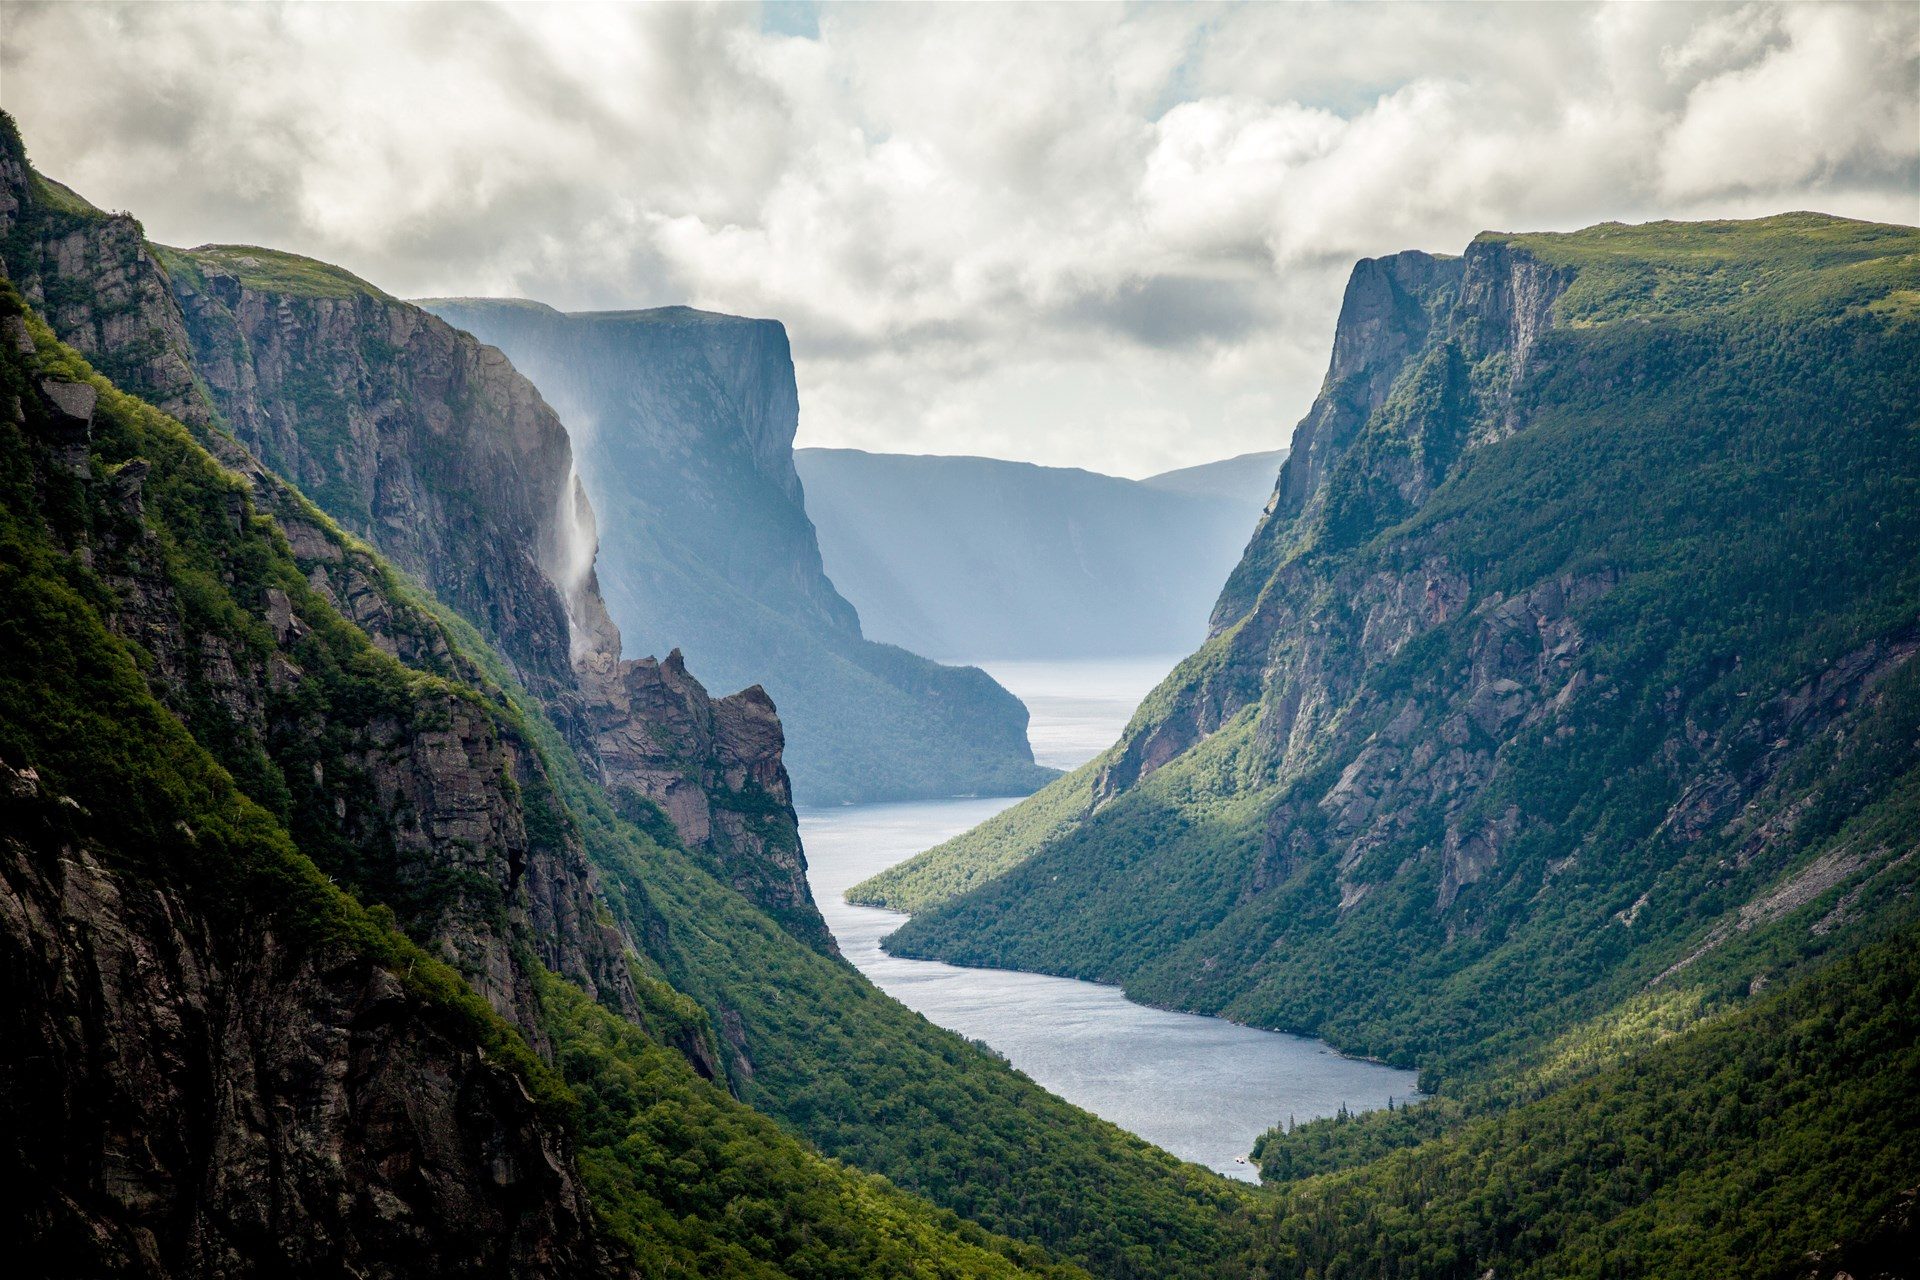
1139;448;1288;506
0;113;1264;1279
417;298;1055;805
11;90;1919;1277
855;212;1920;1268
794;447;1278;660
860;215;1920;1056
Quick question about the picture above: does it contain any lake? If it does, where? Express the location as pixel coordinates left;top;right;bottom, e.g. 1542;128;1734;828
798;656;1420;1182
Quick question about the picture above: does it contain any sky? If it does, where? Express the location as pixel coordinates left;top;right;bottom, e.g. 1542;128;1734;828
3;1;1916;477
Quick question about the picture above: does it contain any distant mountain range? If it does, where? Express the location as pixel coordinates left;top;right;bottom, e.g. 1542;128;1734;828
794;447;1285;661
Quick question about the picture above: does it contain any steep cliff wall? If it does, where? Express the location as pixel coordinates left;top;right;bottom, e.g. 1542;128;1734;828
127;244;832;950
2;765;609;1280
0;274;1088;1280
0;305;620;1275
421;299;1055;805
0;121;202;422
159;247;590;720
0;116;829;948
873;215;1920;1075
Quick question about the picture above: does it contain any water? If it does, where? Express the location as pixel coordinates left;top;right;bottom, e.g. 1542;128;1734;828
965;655;1176;768
799;657;1420;1182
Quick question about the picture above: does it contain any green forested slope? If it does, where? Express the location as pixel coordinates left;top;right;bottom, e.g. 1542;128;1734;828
0;283;1077;1278
1241;923;1920;1278
875;214;1920;1071
0;105;1266;1273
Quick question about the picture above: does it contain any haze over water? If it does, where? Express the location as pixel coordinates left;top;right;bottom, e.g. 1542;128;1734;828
799;656;1420;1182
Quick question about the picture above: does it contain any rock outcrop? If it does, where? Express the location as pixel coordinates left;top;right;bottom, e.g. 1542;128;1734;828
0;115;831;949
0;122;203;422
583;647;831;952
145;252;833;948
1;766;612;1280
163;249;590;726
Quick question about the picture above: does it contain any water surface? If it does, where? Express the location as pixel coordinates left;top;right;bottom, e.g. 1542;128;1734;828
800;657;1420;1181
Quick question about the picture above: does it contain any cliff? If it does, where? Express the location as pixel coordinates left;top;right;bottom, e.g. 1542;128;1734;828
117;245;828;952
794;447;1276;660
871;214;1920;1078
420;298;1056;804
0;251;1081;1280
0;122;202;422
0;114;1261;1278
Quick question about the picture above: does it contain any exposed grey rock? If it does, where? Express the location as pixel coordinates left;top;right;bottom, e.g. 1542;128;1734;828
0;763;617;1279
37;376;95;473
3;313;32;353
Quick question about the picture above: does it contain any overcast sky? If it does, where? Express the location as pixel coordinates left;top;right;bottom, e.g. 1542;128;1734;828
4;2;1916;476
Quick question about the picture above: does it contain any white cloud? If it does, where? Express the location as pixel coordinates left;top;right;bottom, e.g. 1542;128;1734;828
1;0;1913;477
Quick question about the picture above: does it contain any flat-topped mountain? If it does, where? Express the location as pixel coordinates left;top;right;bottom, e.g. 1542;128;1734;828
420;297;1054;805
794;447;1282;661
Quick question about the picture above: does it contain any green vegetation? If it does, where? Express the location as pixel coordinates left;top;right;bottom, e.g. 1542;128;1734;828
157;242;389;300
851;756;1099;912
14;122;1917;1276
539;970;1078;1279
1495;211;1920;326
885;212;1920;1070
0;287;569;1120
475;659;1260;1276
1242;926;1920;1278
0;283;1105;1277
870;214;1920;1274
0;188;1268;1268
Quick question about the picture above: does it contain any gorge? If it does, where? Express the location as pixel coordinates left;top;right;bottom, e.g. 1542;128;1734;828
0;93;1915;1280
798;655;1419;1182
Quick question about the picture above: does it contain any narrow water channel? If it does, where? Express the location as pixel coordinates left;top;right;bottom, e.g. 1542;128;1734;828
798;657;1419;1182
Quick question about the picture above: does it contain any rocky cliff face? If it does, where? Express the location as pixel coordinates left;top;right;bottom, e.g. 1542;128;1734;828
581;647;830;951
879;215;1920;1070
1;765;612;1280
0;299;626;1274
0;122;203;422
420;298;1054;805
131;243;831;951
13;310;640;1047
162;249;591;724
0;118;830;948
418;301;858;647
1102;239;1570;805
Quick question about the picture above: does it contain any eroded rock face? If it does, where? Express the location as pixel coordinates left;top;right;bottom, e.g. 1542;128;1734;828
581;647;834;954
0;766;615;1280
71;407;641;1045
160;262;830;948
0;127;204;422
416;298;1053;808
166;264;588;731
4;114;829;968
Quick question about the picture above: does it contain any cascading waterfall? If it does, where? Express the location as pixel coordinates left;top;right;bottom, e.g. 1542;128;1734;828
555;462;607;665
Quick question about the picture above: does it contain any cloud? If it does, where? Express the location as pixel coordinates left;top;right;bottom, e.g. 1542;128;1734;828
1;0;1914;476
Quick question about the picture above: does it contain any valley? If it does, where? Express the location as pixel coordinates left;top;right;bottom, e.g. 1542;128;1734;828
800;656;1419;1182
0;63;1914;1278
